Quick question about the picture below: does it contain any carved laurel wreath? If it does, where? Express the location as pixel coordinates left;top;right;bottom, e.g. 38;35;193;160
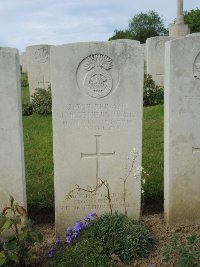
84;54;112;71
194;63;200;79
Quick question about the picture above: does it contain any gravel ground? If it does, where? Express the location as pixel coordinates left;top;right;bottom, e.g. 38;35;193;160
31;213;200;267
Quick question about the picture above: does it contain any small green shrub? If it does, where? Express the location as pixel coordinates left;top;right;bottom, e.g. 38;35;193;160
21;73;29;88
143;74;164;106
31;87;52;115
91;212;154;264
22;102;33;116
162;234;200;267
21;79;29;88
51;212;153;266
52;236;114;267
0;196;43;267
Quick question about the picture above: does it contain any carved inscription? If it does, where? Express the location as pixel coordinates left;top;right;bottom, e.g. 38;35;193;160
193;51;200;80
62;192;135;211
34;47;49;63
56;103;134;131
77;54;119;98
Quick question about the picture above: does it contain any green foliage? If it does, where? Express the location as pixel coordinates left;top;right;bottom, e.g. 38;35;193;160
109;10;167;43
0;196;43;267
22;102;33;116
52;237;114;267
52;213;153;266
91;212;154;263
128;10;167;43
162;234;200;267
21;73;29;88
184;8;200;33
108;29;131;41
143;74;164;106
31;87;52;115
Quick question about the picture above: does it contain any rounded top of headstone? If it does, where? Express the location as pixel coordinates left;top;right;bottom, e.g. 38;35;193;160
26;44;52;52
0;47;18;54
109;39;140;45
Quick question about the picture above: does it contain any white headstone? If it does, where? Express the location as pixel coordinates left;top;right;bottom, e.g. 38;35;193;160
51;41;144;237
26;45;51;97
146;36;174;87
0;48;26;210
20;52;28;72
164;35;200;224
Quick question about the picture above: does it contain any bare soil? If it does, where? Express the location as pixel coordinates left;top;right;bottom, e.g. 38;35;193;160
30;206;200;267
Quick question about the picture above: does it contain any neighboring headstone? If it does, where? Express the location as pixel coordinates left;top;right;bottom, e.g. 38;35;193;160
164;35;200;224
26;45;51;97
140;43;147;73
51;41;144;237
146;36;174;87
20;52;28;72
169;0;190;37
0;48;26;210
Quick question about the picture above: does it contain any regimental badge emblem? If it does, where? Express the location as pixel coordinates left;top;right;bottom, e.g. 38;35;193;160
193;51;200;80
34;47;49;63
77;54;119;99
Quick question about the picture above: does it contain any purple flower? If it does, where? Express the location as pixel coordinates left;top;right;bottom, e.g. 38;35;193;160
66;234;72;244
74;220;84;232
71;231;78;240
49;246;55;258
55;238;60;245
149;264;153;267
84;212;97;221
66;226;73;234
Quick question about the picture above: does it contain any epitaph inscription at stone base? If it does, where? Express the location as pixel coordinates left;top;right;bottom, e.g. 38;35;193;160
51;41;143;237
0;48;26;210
164;35;200;224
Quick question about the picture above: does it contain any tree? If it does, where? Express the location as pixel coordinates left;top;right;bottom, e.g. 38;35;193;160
108;29;131;41
128;10;167;43
109;10;167;43
184;8;200;33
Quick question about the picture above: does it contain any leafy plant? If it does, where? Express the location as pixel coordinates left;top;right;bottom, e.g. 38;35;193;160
162;234;200;267
91;212;154;264
0;196;43;267
51;212;153;266
143;74;164;106
31;86;52;115
22;102;33;116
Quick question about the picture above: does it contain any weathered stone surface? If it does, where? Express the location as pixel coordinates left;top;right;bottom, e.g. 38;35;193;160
20;52;27;72
0;48;26;210
26;45;51;97
164;35;200;224
146;36;174;87
169;0;190;37
51;41;144;237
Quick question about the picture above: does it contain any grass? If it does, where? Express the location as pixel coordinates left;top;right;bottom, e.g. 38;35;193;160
21;74;164;210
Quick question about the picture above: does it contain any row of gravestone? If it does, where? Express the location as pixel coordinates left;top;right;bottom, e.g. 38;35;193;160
0;36;200;239
20;34;200;98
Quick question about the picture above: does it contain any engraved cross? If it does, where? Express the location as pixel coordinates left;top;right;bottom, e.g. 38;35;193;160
81;135;115;186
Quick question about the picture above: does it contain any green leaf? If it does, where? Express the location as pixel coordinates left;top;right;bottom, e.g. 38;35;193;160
7;250;18;263
0;251;6;265
1;218;13;232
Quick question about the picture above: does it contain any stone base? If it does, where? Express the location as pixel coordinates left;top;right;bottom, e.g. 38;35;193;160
169;23;190;38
